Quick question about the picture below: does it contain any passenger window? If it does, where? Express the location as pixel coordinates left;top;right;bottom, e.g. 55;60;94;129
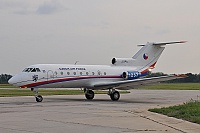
61;72;63;75
98;71;101;75
92;72;95;75
104;72;106;75
86;72;89;75
31;68;36;72
67;72;70;75
80;72;82;75
73;72;76;75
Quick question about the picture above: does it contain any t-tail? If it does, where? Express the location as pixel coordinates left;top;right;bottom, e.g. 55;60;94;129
111;41;187;72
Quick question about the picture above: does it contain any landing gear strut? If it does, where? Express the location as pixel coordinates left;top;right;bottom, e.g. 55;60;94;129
108;89;120;101
31;88;43;102
84;88;94;100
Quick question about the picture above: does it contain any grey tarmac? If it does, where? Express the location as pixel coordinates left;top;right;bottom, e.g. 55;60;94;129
0;90;199;133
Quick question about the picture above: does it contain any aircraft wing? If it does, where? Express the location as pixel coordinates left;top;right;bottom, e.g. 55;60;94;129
94;74;186;90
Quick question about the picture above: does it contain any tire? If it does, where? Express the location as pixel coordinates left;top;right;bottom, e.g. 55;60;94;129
85;90;94;100
36;95;43;102
110;91;120;101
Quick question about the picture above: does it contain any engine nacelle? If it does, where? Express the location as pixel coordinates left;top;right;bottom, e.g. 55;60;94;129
122;71;141;80
112;58;135;66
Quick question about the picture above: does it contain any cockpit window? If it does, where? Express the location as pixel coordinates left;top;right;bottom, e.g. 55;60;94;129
36;68;41;72
23;68;28;72
26;68;33;72
31;68;36;72
23;68;41;72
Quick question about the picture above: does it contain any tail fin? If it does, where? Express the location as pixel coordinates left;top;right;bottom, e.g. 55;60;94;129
133;41;187;70
111;41;186;69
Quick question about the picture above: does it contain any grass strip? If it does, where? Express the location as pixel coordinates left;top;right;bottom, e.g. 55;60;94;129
0;84;17;88
1;83;200;90
141;83;200;90
148;102;200;124
0;89;129;97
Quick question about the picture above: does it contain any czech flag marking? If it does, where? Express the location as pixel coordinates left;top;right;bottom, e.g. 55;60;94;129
143;53;148;60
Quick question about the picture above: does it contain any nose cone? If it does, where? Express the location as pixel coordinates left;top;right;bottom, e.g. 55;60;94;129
8;74;24;87
8;77;14;85
8;75;20;86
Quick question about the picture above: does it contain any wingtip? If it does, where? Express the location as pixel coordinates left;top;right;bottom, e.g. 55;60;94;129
174;74;188;78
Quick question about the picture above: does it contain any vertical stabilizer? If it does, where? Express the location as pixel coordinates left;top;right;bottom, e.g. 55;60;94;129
132;43;164;69
132;41;186;70
111;41;186;70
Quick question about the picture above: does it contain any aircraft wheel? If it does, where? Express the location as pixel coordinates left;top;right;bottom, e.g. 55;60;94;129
36;95;43;102
110;91;120;101
85;90;94;100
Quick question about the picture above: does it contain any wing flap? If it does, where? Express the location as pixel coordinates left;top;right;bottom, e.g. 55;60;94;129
94;74;186;90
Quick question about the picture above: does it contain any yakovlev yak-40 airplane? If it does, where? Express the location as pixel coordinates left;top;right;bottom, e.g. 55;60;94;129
9;41;187;102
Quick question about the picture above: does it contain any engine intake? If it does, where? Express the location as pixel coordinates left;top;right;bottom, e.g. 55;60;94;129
122;71;141;80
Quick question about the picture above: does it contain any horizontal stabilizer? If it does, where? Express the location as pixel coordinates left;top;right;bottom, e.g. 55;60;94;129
153;41;187;45
138;41;187;46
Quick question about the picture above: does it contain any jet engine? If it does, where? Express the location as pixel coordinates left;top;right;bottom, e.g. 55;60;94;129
122;71;141;80
111;58;135;66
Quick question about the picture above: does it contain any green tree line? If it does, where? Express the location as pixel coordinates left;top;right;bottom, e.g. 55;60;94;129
0;74;12;84
147;72;200;83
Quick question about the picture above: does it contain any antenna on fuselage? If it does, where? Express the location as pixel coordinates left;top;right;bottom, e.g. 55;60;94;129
75;61;79;65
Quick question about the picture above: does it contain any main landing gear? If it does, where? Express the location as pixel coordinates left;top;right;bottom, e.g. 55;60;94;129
84;88;95;100
108;89;120;101
84;88;120;101
31;88;43;102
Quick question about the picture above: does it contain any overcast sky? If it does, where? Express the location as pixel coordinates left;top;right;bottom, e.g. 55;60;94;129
0;0;200;75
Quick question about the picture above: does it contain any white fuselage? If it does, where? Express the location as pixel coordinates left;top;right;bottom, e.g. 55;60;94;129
9;64;145;89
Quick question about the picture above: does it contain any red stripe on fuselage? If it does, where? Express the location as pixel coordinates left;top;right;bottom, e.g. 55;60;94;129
20;75;122;88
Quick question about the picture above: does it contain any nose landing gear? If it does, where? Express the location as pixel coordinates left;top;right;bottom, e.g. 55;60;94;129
36;95;43;102
31;88;43;102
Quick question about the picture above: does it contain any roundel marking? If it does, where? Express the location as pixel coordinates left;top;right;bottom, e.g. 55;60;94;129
143;53;148;60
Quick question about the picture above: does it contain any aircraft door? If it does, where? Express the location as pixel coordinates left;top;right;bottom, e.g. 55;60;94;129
47;70;54;81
